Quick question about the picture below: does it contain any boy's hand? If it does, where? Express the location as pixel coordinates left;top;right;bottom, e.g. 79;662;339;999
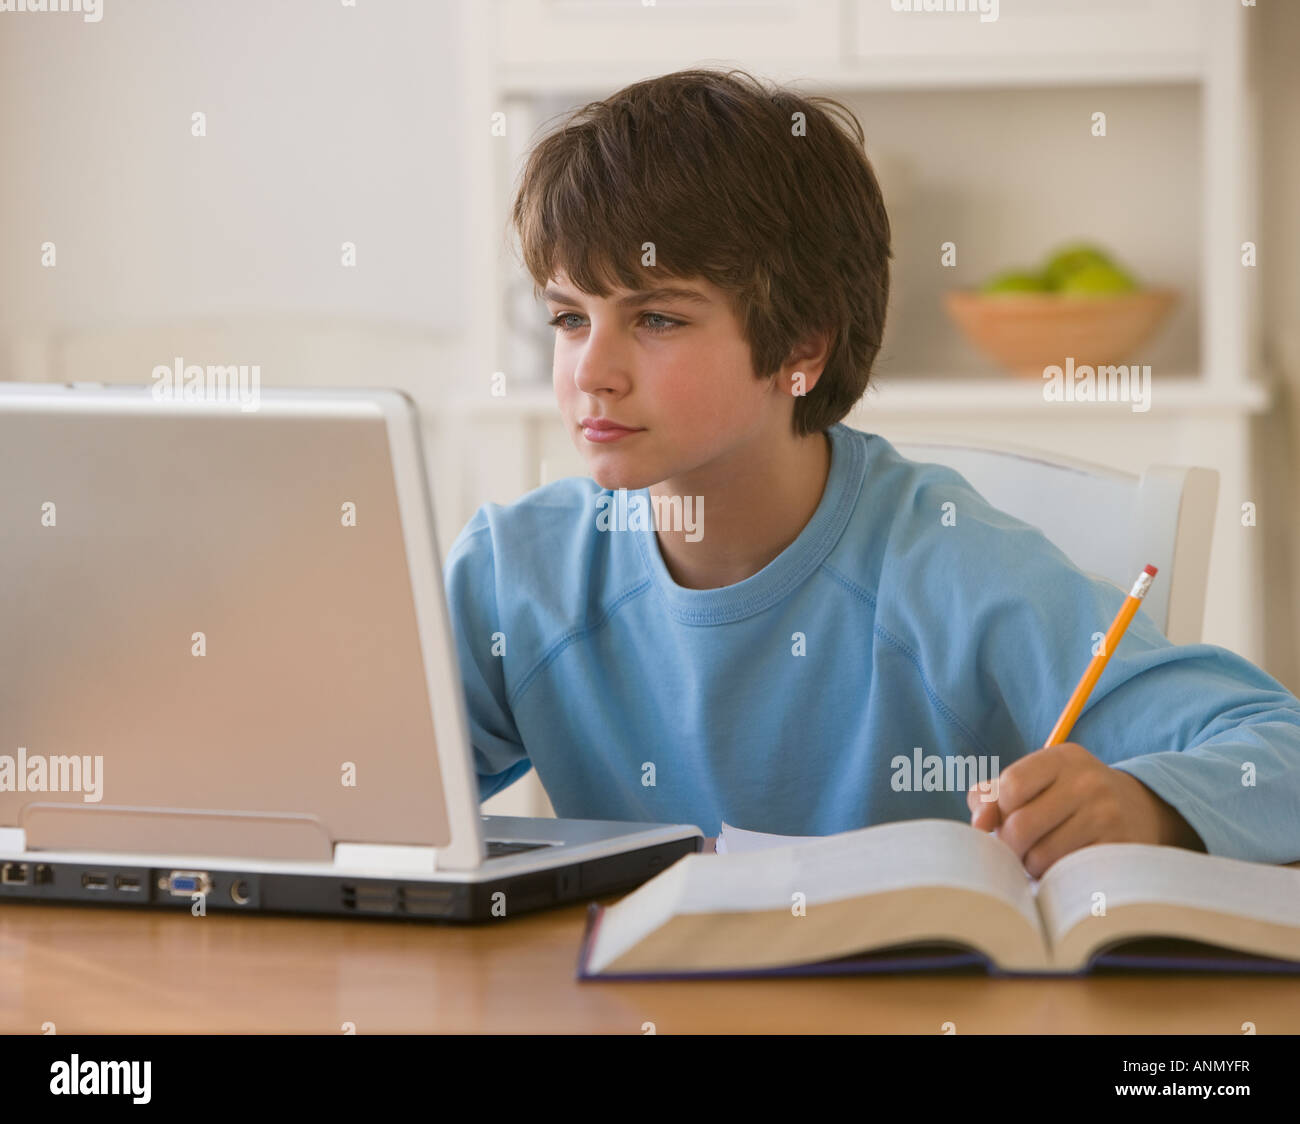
965;741;1204;878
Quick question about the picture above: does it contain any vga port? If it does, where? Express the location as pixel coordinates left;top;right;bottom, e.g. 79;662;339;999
165;870;212;897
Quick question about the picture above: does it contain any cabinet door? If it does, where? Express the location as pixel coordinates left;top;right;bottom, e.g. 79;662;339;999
852;0;1206;60
497;0;842;70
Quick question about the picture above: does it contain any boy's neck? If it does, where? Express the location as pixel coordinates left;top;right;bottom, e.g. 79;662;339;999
648;427;832;591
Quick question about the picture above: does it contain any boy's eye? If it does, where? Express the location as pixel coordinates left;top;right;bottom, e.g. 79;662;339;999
546;312;585;333
546;312;681;335
640;312;675;333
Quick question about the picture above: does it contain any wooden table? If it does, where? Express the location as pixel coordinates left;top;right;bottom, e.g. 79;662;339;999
3;896;1297;1034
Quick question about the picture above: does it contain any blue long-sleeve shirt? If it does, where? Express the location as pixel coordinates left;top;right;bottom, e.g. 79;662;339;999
442;420;1300;863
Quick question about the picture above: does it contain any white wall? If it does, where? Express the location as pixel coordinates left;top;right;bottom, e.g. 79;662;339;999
0;0;467;381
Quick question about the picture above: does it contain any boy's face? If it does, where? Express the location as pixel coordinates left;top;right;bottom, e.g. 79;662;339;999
545;272;785;492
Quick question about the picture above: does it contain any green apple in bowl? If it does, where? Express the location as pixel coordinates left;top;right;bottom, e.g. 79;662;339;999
1057;260;1137;295
1042;243;1119;289
980;269;1049;295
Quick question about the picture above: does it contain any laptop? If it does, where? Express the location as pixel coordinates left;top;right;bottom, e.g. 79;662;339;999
0;382;701;921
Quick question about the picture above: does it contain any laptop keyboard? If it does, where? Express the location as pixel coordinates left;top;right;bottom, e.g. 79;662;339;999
484;839;554;859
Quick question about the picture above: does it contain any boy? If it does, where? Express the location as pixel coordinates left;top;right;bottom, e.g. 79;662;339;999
444;68;1300;877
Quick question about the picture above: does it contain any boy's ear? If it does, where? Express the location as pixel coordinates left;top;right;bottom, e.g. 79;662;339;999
777;330;832;398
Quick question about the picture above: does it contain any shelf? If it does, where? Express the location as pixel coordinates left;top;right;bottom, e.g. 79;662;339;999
858;374;1273;414
500;54;1207;99
436;375;1273;419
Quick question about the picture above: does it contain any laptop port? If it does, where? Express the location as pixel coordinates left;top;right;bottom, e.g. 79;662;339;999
341;883;398;913
81;872;109;890
34;864;53;885
114;875;142;892
164;871;211;897
402;885;455;917
1;862;29;885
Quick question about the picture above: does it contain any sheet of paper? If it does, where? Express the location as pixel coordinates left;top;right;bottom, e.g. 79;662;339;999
714;820;825;855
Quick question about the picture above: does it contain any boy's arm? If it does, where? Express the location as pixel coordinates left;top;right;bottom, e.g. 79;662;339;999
983;560;1300;866
442;515;532;803
1103;663;1300;862
907;479;1300;868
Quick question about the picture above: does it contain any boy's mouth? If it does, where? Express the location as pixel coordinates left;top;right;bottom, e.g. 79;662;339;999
581;417;644;444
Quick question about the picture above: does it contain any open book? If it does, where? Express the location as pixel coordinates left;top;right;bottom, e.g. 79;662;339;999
713;820;822;854
577;819;1300;979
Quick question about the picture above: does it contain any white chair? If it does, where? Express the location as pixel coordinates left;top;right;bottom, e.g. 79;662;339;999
892;438;1219;645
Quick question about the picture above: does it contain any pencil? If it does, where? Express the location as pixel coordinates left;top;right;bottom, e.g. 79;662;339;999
1043;564;1159;748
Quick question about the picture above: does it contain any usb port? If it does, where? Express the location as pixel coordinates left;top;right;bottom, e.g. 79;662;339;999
81;873;108;890
114;875;141;892
1;862;29;885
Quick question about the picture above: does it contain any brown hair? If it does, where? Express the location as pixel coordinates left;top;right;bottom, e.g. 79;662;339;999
509;67;892;436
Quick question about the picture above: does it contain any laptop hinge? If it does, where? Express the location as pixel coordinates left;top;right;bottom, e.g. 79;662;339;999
332;842;438;874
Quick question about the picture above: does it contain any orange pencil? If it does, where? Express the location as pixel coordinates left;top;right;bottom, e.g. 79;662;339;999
1043;564;1158;748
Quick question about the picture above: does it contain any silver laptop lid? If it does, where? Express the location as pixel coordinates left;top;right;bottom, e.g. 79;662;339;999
0;384;483;869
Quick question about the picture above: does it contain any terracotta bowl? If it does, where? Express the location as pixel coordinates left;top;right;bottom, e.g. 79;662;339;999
943;288;1179;376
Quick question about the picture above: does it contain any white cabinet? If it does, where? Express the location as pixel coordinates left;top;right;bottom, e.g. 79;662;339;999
495;0;842;71
852;0;1206;61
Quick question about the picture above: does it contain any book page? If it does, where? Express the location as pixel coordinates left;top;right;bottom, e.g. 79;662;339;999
714;821;823;855
681;819;1040;930
1037;843;1300;970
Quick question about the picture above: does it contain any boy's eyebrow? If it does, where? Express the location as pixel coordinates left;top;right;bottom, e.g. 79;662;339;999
542;285;712;309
